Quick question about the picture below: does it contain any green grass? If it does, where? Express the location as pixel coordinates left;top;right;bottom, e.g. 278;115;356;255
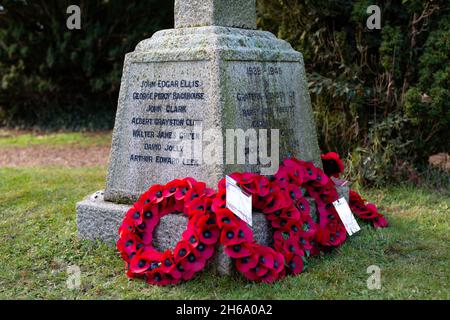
0;166;448;300
0;131;111;148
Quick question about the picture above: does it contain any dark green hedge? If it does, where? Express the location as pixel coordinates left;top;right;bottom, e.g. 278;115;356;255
0;0;173;130
258;0;449;184
0;0;448;184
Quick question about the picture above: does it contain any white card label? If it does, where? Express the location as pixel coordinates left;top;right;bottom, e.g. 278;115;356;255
226;176;252;226
333;197;360;236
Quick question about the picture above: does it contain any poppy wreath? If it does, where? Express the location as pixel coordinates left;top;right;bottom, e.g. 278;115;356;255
212;171;316;283
116;177;220;286
274;158;348;249
321;152;388;229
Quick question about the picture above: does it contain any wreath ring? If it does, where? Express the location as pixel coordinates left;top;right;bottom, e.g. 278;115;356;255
212;171;318;283
117;177;219;286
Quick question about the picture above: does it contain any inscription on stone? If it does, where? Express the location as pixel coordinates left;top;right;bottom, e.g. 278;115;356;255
107;60;210;198
224;61;303;161
125;61;206;166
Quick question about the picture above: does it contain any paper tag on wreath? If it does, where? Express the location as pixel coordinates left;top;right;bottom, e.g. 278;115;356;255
333;197;360;236
226;175;252;226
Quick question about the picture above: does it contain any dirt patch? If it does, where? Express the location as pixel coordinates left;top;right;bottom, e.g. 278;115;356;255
0;145;110;168
429;153;450;171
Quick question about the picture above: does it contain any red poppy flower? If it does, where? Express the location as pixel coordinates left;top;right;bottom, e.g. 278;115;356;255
184;181;215;206
192;243;215;260
279;205;301;222
174;180;192;201
373;213;388;228
186;197;214;217
212;196;227;212
261;268;280;283
220;221;252;246
118;215;135;237
142;184;165;204
275;167;291;188
129;250;162;274
261;188;291;214
281;159;306;184
179;252;207;272
217;178;226;190
295;196;310;215
241;174;270;197
117;233;142;263
298;233;314;251
300;161;319;182
321;152;345;178
236;251;259;273
145;271;174;286
284;184;303;202
313;169;330;186
182;227;200;247
215;208;240;229
286;254;304;275
173;240;193;263
224;242;253;258
256;246;276;269
159;250;176;273
193;215;220;245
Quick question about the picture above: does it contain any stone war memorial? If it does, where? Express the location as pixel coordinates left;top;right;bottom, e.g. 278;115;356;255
76;0;348;275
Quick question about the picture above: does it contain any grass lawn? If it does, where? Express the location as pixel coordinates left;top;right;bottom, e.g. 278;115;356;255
0;132;448;299
0;130;111;148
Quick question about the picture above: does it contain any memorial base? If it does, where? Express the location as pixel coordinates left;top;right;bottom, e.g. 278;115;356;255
76;185;349;275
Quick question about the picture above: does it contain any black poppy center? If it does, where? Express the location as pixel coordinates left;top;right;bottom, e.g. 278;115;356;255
222;217;231;224
138;260;146;268
144;211;153;219
203;230;212;239
187;254;196;262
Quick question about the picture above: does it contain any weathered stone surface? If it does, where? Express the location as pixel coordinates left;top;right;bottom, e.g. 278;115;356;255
104;26;322;204
175;0;257;29
77;191;129;243
78;2;325;276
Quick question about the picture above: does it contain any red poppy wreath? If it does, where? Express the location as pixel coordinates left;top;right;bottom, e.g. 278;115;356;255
212;171;315;283
117;154;388;286
116;177;219;285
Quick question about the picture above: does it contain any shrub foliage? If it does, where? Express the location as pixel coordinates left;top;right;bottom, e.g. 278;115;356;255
0;0;448;184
